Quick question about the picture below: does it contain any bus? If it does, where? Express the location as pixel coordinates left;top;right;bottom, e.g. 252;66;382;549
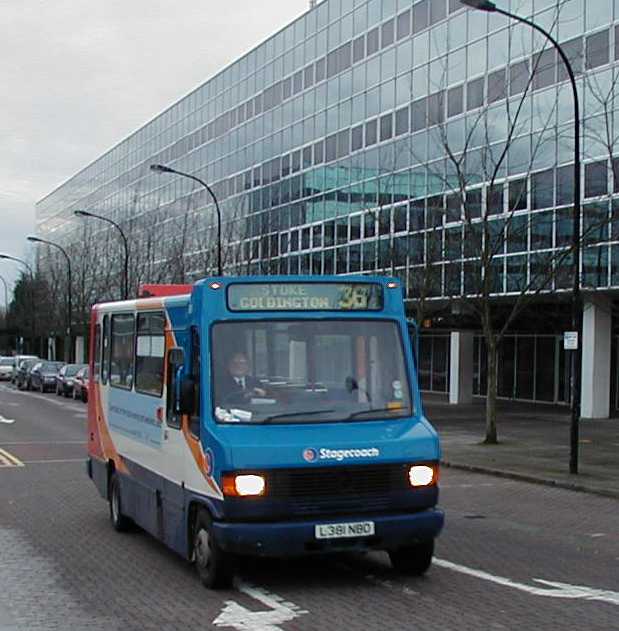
86;275;444;588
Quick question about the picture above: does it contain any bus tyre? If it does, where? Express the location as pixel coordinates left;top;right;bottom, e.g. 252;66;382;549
193;510;233;589
109;473;132;532
389;540;434;576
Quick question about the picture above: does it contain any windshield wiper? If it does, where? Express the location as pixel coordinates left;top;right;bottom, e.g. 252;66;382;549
260;409;337;423
345;407;409;420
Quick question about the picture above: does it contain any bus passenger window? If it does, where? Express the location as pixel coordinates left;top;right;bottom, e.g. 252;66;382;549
110;314;135;390
135;312;165;397
102;315;110;385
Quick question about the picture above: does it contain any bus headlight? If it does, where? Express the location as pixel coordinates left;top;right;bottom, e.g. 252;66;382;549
408;464;437;487
223;473;266;497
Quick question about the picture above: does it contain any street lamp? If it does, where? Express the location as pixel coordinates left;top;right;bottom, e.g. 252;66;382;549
0;273;9;314
27;236;73;363
150;163;223;276
74;210;129;300
460;0;582;473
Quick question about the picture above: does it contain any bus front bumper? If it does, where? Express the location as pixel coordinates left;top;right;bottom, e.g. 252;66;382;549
212;508;444;557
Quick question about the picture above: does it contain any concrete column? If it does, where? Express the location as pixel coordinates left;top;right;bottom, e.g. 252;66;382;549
581;297;611;419
449;331;474;405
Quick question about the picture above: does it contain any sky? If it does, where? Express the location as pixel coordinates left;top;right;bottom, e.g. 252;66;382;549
0;0;309;303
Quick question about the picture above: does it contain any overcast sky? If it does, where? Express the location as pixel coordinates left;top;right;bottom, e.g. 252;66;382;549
0;0;309;300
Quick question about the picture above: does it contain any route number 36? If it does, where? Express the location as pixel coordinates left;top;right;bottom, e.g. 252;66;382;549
338;286;370;309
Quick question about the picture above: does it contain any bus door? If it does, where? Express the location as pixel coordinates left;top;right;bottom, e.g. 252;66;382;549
132;311;185;547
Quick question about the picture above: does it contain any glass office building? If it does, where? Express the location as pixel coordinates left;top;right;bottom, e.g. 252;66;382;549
36;0;619;413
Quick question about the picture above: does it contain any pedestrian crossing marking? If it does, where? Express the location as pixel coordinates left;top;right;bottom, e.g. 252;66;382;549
0;448;24;467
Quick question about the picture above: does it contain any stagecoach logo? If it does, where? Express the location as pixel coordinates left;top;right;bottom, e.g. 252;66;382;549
303;447;380;462
303;448;318;462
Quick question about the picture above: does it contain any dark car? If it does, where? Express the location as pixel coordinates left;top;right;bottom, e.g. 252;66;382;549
15;358;40;390
73;366;90;403
56;363;86;397
30;361;65;393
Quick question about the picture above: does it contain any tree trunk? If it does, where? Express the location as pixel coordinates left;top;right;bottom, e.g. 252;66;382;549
484;337;498;444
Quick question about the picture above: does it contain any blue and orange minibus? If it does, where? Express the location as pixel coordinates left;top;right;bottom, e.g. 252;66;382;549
86;275;443;588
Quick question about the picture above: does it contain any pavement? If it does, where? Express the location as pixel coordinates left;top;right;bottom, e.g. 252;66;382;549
424;393;619;499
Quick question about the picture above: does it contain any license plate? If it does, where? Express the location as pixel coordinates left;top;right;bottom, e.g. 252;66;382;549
314;520;375;540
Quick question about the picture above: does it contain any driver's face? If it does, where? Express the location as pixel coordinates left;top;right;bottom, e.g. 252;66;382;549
228;354;250;377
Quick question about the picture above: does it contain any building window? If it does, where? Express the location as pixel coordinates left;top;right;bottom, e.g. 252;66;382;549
509;60;530;95
558;38;583;80
556;164;574;205
531;169;554;210
365;119;378;145
353;35;365;63
395;106;409;135
532;49;556;90
412;0;429;34
487;68;506;103
467;77;484;110
586;30;609;69
110;313;135;390
448;85;463;117
585;160;608;198
135;312;165;397
397;10;411;40
380;113;393;140
486;183;504;215
509;178;528;211
367;27;380;56
381;19;395;48
411;98;427;132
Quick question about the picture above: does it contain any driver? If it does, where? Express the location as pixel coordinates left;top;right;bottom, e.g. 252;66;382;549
217;351;266;402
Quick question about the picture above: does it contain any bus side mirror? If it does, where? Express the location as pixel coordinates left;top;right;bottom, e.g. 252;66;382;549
178;378;195;416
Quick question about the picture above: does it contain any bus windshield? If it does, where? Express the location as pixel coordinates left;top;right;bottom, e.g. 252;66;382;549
211;319;413;424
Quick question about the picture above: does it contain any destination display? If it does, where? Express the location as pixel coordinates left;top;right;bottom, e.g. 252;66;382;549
227;283;383;311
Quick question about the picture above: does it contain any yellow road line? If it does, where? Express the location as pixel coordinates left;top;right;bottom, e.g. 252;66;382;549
0;448;24;467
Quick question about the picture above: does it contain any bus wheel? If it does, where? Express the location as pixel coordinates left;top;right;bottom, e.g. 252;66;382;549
193;510;233;589
389;540;434;576
109;473;132;532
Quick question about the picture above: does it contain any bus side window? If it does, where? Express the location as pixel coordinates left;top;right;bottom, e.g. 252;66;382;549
102;315;109;385
93;324;101;383
190;326;200;438
166;351;182;430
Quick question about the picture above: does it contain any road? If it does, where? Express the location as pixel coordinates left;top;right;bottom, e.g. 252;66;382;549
0;381;617;631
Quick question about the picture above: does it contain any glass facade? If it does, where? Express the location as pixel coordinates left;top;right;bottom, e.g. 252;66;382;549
36;0;619;305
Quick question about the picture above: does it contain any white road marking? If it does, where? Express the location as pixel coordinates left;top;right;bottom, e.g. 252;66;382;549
21;458;84;464
213;581;308;630
0;415;15;424
435;558;619;606
0;448;24;467
0;440;84;445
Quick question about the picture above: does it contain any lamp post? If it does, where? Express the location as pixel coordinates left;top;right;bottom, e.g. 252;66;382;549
27;236;73;363
0;254;37;355
74;210;129;300
460;0;582;473
0;273;9;314
150;164;223;276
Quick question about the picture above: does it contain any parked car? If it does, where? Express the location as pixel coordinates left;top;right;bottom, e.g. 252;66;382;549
56;363;86;397
0;357;15;380
73;366;89;402
11;354;38;384
15;358;39;390
29;361;65;393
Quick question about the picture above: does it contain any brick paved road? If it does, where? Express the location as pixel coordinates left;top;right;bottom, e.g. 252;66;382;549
0;383;617;631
